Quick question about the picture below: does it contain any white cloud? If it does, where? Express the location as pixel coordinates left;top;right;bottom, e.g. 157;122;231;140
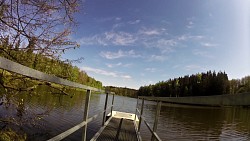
186;21;194;29
148;55;167;62
121;75;132;79
128;19;141;24
177;34;204;41
105;31;137;46
115;17;122;21
155;39;176;53
100;49;140;59
185;65;206;71
193;50;214;58
106;62;132;68
139;28;161;36
145;68;157;72
143;38;176;54
81;66;132;79
78;35;108;46
201;42;218;47
81;66;118;77
77;31;137;47
112;23;124;29
186;17;196;29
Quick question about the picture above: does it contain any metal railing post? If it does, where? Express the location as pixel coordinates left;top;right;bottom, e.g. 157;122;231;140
82;89;91;141
102;92;109;126
110;94;115;115
138;98;144;132
151;101;162;141
134;97;139;122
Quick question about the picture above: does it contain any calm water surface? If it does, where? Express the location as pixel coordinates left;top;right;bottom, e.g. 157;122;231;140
0;88;250;141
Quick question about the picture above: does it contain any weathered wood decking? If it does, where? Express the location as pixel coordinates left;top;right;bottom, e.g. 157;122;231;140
91;111;139;141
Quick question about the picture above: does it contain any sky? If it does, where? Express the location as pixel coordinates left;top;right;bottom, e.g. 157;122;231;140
63;0;250;89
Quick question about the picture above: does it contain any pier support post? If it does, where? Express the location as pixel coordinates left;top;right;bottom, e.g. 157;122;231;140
151;101;161;141
138;98;144;132
102;92;109;126
82;89;91;141
110;94;115;115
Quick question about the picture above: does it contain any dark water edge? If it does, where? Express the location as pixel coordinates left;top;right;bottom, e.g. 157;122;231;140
1;87;250;141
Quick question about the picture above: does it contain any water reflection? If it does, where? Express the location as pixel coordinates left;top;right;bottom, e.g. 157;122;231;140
1;88;250;141
140;101;250;141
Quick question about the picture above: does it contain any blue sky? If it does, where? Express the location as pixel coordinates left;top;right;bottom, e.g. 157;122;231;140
64;0;250;89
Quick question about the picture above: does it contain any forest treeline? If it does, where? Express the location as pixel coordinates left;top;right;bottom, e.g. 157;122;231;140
138;71;250;97
0;37;102;89
104;86;138;98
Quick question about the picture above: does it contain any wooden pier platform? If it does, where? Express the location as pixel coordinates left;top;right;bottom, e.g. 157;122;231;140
91;111;139;141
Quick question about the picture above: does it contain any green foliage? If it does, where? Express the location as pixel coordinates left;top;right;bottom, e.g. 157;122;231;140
104;86;138;98
230;76;250;94
0;129;26;141
138;71;234;97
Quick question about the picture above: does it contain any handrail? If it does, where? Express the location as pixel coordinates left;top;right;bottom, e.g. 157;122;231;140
138;93;250;106
0;57;115;141
0;57;104;92
135;97;162;141
141;116;162;141
47;104;114;141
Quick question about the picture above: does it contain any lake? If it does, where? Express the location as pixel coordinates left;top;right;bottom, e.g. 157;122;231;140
0;87;250;140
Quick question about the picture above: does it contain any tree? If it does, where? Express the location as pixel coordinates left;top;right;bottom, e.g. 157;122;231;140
0;0;81;63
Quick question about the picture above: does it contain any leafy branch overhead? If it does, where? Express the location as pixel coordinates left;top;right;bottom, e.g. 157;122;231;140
0;0;81;60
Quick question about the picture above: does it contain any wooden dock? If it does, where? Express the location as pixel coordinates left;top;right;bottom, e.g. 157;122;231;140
91;111;139;141
0;57;162;141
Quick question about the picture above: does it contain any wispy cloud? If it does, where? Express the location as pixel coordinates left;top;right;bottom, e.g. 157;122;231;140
177;34;204;41
81;66;132;79
186;17;196;29
193;49;214;58
78;31;137;46
201;42;218;47
156;39;176;53
106;62;132;68
100;49;140;59
145;68;157;72
185;65;206;71
104;31;137;46
115;17;122;21
112;23;124;29
95;17;121;23
82;66;118;77
143;38;176;54
186;21;194;29
128;19;141;24
120;75;132;79
148;55;167;62
139;28;162;36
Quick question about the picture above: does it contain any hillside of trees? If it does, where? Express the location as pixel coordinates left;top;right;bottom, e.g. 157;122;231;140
0;37;102;89
137;71;250;97
104;86;138;98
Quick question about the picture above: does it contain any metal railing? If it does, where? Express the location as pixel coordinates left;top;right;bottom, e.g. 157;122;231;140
0;57;115;141
135;96;163;141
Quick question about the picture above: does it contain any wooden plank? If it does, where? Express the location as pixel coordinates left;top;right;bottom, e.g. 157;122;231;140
90;116;113;141
96;118;138;141
0;57;104;92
